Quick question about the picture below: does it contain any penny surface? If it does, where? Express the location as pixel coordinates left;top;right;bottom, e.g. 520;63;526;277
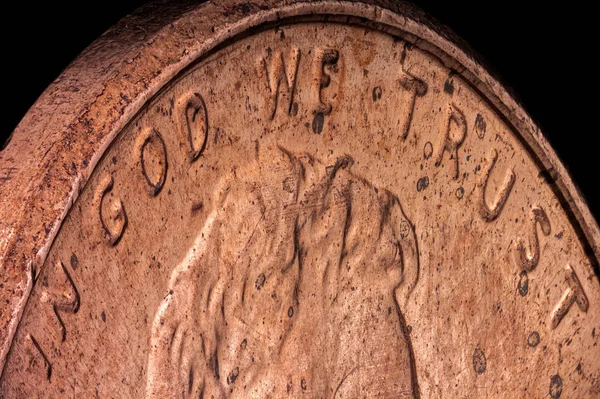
0;1;599;398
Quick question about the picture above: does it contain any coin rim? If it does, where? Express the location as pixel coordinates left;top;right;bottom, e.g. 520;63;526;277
0;0;598;376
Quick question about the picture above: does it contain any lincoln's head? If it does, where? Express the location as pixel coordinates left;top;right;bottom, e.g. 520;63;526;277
146;146;420;398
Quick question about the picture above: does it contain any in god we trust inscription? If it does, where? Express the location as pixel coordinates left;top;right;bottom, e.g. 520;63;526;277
0;1;598;398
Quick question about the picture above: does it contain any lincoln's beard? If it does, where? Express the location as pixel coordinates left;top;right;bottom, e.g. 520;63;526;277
146;145;420;398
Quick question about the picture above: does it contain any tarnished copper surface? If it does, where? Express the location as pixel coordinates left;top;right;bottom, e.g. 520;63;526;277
0;1;599;397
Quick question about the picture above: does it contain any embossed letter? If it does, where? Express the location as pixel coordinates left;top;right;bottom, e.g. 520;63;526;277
136;128;168;196
179;92;209;162
26;334;52;381
94;174;127;245
312;48;339;116
41;261;81;342
262;48;301;120
478;149;516;222
398;43;427;140
550;265;589;329
515;207;551;271
434;103;466;179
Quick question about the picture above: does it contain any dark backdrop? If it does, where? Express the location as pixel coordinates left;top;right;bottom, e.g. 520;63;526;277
1;1;596;219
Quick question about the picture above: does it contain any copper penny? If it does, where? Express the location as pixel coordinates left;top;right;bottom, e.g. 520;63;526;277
0;1;598;398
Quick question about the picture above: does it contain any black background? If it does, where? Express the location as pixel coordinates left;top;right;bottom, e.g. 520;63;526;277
1;1;597;219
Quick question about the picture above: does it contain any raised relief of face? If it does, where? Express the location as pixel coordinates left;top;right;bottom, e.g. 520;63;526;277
146;145;420;398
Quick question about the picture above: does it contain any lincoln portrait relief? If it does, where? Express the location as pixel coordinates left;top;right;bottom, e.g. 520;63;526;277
146;145;420;398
